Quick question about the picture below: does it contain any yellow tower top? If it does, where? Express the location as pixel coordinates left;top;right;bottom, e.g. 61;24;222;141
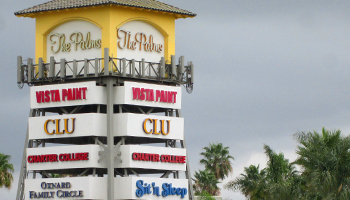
15;0;196;64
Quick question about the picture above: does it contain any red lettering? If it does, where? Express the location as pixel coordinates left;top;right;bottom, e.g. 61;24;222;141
156;90;161;101
76;88;82;100
72;88;76;100
50;90;56;102
149;89;154;101
132;87;141;100
81;87;87;99
140;88;145;100
172;92;177;103
44;90;50;102
27;156;33;163
67;88;72;100
62;89;68;101
36;91;43;103
54;90;60;102
168;91;172;103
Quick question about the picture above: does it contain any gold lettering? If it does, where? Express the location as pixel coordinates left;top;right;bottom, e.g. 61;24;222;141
44;119;55;135
55;119;64;134
161;120;170;135
143;118;153;134
153;119;161;135
49;33;63;53
117;29;163;53
117;29;128;49
64;118;75;134
70;32;84;51
49;31;101;53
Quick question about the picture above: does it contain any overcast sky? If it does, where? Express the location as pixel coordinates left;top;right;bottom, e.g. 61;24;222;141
2;0;350;199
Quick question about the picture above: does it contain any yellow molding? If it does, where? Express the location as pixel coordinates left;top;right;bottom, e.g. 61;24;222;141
30;5;176;66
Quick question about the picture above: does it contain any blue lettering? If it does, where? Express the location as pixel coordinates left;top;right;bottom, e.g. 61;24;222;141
181;188;188;198
29;191;35;198
41;182;47;189
57;190;63;197
162;183;169;197
152;182;161;196
136;180;144;197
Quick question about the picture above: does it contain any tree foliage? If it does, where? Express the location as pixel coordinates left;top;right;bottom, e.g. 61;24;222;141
193;170;220;196
193;142;234;197
199;143;234;180
0;153;14;189
226;128;350;200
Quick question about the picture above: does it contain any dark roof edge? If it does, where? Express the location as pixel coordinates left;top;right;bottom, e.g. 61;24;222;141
14;2;197;17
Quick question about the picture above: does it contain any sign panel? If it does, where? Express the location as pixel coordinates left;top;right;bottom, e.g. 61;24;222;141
25;177;188;200
114;113;184;140
114;81;182;109
117;145;186;171
28;113;107;140
115;177;189;200
117;20;164;62
47;20;102;76
26;145;104;171
25;177;106;200
30;81;106;109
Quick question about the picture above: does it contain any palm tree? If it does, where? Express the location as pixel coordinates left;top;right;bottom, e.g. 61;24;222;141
225;164;267;200
226;145;302;200
0;153;14;189
294;128;350;198
199;143;234;180
192;170;220;196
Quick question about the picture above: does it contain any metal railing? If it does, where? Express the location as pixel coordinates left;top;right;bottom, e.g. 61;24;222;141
17;48;194;93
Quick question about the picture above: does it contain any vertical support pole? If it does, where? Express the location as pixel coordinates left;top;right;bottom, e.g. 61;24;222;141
122;58;126;77
28;58;33;83
17;56;22;84
95;58;99;77
49;56;55;78
160;57;165;78
16;109;36;200
60;59;66;79
38;58;44;79
84;58;88;77
104;48;109;76
176;109;194;200
73;59;77;78
141;59;145;77
131;59;136;78
171;55;176;77
106;77;114;200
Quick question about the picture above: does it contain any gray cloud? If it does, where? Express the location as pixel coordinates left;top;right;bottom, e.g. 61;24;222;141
2;0;350;199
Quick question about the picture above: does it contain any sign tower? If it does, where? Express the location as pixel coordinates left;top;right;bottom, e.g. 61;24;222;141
15;1;196;199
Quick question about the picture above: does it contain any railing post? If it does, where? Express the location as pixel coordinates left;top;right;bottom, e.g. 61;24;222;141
84;58;88;77
131;59;136;78
17;56;22;84
73;59;77;78
160;57;165;78
122;58;126;77
95;58;99;77
28;58;33;83
141;59;145;78
38;58;44;79
60;58;66;79
104;48;109;76
49;56;55;78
